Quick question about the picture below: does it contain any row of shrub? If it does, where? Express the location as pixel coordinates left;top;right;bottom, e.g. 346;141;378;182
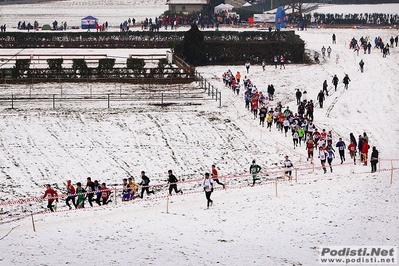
0;30;305;66
0;30;301;43
8;58;180;79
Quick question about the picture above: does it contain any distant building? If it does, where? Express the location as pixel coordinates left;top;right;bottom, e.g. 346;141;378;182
167;0;209;13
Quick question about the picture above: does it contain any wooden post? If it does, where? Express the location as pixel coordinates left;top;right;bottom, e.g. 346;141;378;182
31;212;36;232
107;94;110;108
378;158;381;173
295;168;298;183
275;179;278;197
114;187;117;205
390;160;393;185
166;196;169;214
224;176;226;190
11;94;14;109
52;94;55;109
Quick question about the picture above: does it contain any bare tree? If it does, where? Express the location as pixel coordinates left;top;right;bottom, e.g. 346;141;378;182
280;0;309;16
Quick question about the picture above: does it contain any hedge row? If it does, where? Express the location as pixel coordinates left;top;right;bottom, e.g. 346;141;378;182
0;31;305;65
7;58;189;80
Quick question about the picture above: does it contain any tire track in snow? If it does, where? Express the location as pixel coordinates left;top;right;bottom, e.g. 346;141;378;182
326;88;346;118
203;113;254;168
148;113;180;166
40;112;103;177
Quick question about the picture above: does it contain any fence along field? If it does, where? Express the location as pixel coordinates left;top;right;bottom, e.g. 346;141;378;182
1;157;398;226
0;47;224;107
0;70;221;108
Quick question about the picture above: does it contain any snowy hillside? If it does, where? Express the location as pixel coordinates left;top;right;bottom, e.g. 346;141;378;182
0;0;167;29
0;1;398;265
314;3;399;15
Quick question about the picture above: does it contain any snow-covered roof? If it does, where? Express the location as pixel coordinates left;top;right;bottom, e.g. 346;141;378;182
81;15;98;21
214;3;234;13
167;0;208;4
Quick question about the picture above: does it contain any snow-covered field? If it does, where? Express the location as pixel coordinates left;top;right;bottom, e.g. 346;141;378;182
0;0;167;30
315;3;399;15
0;1;399;265
270;3;399;17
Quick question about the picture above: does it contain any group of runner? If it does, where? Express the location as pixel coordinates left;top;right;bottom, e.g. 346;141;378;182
43;178;113;212
43;166;226;211
222;64;379;178
350;35;398;58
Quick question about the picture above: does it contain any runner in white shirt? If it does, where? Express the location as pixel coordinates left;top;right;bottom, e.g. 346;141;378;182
202;173;214;209
318;147;329;174
283;156;294;180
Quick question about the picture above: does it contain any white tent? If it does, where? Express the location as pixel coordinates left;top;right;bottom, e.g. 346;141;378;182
214;3;234;14
243;2;252;7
